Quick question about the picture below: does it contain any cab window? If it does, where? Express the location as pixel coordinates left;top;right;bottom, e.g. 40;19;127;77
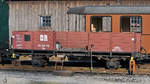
90;16;112;32
120;16;142;32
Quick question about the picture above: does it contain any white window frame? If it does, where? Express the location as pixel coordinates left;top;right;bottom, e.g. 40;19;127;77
40;16;51;27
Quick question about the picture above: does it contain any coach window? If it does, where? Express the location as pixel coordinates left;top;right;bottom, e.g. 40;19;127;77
90;16;112;32
40;16;51;27
24;35;30;41
120;16;142;32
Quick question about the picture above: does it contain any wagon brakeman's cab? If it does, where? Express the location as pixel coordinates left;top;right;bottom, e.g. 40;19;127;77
67;6;150;54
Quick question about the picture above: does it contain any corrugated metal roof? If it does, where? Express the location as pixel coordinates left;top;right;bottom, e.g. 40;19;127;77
67;6;150;15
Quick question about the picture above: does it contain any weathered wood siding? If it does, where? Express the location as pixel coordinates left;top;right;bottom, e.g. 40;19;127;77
8;0;150;41
8;1;116;40
120;0;150;5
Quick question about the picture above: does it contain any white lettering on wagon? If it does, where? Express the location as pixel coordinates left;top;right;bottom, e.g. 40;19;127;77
38;44;50;50
40;34;48;41
15;34;23;48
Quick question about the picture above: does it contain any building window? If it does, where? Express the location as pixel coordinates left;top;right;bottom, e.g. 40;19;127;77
24;35;30;41
40;16;51;27
120;16;142;32
90;16;112;32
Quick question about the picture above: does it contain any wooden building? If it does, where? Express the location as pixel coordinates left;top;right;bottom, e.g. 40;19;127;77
6;0;150;41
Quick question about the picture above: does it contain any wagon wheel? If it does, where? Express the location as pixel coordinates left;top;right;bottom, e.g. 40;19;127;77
32;55;46;67
106;59;120;69
31;57;40;67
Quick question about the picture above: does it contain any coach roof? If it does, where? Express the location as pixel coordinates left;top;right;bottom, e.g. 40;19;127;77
67;6;150;15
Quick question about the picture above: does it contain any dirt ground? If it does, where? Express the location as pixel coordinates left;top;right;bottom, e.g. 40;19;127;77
1;64;150;75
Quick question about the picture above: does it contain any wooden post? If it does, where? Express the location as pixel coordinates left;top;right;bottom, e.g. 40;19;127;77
60;57;64;70
90;44;94;72
54;61;57;71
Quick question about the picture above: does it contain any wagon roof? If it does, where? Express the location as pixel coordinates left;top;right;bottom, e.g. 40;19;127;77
67;6;150;15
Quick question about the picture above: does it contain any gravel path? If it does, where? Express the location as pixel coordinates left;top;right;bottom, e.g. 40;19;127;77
0;71;150;84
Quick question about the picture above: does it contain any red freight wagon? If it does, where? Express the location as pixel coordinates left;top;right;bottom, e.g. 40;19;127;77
12;31;141;53
12;31;141;69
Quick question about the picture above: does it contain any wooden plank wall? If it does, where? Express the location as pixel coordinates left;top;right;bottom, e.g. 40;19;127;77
8;0;150;40
120;0;150;5
8;0;116;39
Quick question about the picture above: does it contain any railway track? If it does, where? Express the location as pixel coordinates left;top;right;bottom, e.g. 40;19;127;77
1;64;150;75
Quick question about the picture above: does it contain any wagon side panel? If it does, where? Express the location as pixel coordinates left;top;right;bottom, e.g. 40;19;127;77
12;31;33;50
33;31;54;50
56;32;88;50
89;32;111;52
